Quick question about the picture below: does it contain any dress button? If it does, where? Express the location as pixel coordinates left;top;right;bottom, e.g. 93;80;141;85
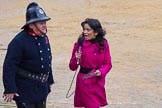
38;43;40;46
48;48;50;51
35;37;37;39
40;50;42;53
49;64;51;67
49;56;51;59
41;58;43;60
41;65;44;68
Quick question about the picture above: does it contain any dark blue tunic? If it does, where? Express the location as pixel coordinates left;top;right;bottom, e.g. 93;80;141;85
3;30;54;103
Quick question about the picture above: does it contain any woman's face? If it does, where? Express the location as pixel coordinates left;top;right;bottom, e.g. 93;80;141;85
83;23;97;40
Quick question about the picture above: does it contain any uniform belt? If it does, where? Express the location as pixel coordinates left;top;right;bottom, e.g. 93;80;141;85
17;68;49;82
79;67;100;74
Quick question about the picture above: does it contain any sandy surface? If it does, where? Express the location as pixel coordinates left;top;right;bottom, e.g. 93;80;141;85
0;0;162;108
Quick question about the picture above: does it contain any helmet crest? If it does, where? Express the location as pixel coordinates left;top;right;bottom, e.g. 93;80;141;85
27;2;38;10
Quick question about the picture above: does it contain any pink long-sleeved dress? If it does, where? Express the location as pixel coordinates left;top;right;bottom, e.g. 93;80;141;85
69;38;112;108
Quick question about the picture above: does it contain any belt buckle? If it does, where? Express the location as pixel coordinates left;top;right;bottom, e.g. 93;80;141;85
82;72;95;80
42;74;49;82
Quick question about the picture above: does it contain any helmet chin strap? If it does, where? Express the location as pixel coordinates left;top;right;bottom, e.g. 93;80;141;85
33;23;46;36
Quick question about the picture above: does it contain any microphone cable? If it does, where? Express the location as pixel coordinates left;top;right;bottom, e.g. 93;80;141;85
66;36;83;98
65;68;79;98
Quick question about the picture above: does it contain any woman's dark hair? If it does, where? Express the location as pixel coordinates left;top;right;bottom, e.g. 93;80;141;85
81;18;106;52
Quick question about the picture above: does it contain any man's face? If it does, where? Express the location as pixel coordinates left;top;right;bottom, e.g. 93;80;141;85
30;21;47;36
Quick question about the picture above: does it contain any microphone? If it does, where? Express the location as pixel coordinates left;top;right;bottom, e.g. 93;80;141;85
77;37;84;65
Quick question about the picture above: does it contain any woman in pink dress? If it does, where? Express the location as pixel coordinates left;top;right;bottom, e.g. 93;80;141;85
69;18;112;108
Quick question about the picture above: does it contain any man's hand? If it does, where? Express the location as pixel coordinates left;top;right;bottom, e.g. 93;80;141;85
3;93;19;102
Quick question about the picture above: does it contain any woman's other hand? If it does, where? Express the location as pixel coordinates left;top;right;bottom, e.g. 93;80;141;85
94;70;101;76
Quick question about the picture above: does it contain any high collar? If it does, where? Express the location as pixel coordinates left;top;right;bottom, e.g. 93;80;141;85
28;28;45;37
82;40;92;47
82;37;97;47
28;31;44;37
89;38;97;44
28;31;37;37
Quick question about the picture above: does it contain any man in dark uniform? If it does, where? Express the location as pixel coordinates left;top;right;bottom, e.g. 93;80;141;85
3;2;54;108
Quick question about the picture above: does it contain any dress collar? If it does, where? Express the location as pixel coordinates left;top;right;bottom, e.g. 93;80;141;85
82;38;97;47
82;40;91;47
